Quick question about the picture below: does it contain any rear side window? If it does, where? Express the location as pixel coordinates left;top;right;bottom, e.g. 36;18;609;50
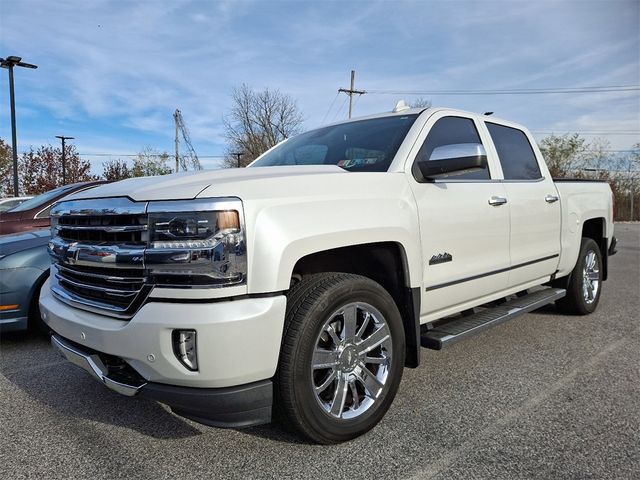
486;123;541;180
415;116;490;180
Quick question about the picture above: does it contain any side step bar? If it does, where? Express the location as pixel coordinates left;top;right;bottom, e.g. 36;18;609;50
420;288;566;350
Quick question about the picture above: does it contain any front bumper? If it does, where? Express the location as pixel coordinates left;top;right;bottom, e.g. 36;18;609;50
39;278;287;388
51;334;272;427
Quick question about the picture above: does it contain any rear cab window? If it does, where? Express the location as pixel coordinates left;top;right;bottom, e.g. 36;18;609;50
485;122;542;180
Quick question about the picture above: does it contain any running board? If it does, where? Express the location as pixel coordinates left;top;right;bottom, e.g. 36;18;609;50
420;288;566;350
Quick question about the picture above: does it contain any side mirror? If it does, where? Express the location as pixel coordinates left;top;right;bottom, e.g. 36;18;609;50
418;143;488;179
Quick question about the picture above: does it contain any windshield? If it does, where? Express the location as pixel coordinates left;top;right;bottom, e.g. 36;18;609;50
7;183;84;212
250;114;418;172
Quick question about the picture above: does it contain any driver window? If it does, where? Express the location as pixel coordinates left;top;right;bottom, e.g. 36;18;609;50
415;116;490;180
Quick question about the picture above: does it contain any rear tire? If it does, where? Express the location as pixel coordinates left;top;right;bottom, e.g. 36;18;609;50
276;273;405;444
556;238;602;315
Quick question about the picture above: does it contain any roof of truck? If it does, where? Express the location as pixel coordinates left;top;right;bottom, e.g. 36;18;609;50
323;106;525;132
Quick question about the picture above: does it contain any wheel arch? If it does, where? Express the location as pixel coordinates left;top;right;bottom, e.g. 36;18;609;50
290;242;421;368
581;217;608;281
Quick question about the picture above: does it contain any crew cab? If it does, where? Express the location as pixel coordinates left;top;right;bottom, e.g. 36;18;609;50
39;107;615;444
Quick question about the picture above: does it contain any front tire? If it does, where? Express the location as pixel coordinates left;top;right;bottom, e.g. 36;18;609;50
556;238;603;315
276;273;405;444
28;274;50;335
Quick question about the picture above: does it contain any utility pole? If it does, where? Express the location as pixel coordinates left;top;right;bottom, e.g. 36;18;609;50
1;56;38;197
231;152;243;168
174;109;180;173
55;135;74;185
338;70;365;119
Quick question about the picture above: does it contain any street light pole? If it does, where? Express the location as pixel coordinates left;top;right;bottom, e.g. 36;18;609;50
1;56;37;197
7;66;18;196
55;135;74;185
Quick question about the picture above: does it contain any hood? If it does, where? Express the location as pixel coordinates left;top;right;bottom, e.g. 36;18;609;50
0;229;51;258
66;165;347;202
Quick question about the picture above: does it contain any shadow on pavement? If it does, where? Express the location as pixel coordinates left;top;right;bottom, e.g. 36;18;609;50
1;332;203;440
1;331;312;444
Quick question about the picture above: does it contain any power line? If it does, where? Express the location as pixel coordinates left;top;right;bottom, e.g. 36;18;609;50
321;91;340;125
366;84;640;95
352;92;363;111
16;152;227;158
580;149;639;153
331;95;349;122
531;131;639;135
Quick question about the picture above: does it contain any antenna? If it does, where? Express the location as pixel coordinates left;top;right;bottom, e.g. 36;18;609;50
393;100;410;113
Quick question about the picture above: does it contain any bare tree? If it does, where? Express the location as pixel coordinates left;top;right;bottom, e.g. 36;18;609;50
409;97;432;109
222;84;303;168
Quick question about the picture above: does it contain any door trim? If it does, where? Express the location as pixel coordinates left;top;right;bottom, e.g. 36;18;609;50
425;254;559;291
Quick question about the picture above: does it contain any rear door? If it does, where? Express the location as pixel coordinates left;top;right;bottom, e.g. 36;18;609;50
407;112;511;317
484;121;561;287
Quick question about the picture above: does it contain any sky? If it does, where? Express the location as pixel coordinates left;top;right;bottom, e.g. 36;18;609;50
0;0;638;171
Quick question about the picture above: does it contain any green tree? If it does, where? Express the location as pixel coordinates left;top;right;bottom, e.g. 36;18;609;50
538;133;589;178
0;138;13;196
102;158;132;181
131;147;172;177
19;144;95;195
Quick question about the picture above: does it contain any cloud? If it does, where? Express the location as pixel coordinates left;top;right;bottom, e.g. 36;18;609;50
0;0;637;164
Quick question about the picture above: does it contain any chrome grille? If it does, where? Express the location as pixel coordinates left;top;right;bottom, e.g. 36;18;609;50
55;264;146;310
49;197;150;318
57;215;148;244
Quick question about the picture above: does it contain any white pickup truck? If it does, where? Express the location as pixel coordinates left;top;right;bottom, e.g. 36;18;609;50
40;106;616;443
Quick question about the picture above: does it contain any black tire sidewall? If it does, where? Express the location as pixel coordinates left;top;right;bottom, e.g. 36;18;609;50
284;276;405;442
569;238;603;314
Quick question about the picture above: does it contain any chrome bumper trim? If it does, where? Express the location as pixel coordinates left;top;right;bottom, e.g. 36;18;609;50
51;334;146;397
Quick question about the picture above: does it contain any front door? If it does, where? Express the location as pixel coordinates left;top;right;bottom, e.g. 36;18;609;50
407;113;511;318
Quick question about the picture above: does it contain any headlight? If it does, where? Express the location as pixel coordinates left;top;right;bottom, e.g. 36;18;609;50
149;210;240;249
145;199;246;287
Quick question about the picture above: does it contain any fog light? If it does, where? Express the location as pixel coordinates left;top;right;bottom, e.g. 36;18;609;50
173;330;198;371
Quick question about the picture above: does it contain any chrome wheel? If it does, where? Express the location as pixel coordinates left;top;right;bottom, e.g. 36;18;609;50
311;302;392;420
582;250;600;304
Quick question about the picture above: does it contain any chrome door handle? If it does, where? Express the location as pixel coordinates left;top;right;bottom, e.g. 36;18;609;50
488;196;508;206
545;195;559;203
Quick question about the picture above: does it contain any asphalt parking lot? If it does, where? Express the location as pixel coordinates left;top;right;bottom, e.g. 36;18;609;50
1;223;638;479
